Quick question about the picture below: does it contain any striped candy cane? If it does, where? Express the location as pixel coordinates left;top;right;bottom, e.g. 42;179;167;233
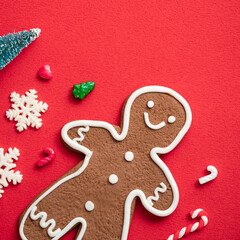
167;209;208;240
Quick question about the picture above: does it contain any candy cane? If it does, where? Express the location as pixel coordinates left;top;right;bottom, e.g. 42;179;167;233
167;209;208;240
37;148;56;167
199;165;218;184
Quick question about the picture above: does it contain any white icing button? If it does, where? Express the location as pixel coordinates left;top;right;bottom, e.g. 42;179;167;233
125;151;134;162
147;100;154;108
85;201;94;211
109;174;118;184
168;116;176;123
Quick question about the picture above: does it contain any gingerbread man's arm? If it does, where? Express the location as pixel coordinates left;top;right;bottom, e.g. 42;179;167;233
143;148;179;215
121;149;179;240
61;120;122;156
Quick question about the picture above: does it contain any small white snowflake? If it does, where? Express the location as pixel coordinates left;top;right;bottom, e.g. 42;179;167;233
0;147;23;198
6;89;48;132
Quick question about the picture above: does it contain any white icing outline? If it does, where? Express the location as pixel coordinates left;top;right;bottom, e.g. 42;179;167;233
52;217;87;240
19;86;192;240
30;206;62;237
147;182;167;206
73;126;90;142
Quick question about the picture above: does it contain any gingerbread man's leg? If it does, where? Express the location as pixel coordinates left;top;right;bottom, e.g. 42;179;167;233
20;213;86;240
19;156;90;240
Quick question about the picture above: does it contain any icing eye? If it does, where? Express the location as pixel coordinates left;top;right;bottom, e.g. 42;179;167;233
168;116;176;123
147;100;154;108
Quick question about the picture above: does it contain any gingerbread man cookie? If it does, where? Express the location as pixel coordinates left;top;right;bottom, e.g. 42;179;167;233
19;86;192;240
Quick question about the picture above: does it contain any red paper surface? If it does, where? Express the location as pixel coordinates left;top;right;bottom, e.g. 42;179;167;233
0;1;240;239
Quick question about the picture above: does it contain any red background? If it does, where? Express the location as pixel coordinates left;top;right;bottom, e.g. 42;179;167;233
0;1;240;239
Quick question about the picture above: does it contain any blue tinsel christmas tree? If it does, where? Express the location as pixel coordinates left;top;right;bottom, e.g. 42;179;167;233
0;28;41;70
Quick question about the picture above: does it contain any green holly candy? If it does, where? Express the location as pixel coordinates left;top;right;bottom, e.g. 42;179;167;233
72;81;95;100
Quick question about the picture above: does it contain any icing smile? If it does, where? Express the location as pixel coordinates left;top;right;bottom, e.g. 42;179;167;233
144;112;166;130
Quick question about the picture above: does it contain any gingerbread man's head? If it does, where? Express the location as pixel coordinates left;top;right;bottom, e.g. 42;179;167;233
120;86;192;153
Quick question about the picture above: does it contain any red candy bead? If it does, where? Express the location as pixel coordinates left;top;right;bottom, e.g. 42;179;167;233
38;65;53;80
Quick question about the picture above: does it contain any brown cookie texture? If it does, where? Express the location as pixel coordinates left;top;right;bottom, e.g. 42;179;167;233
19;88;189;240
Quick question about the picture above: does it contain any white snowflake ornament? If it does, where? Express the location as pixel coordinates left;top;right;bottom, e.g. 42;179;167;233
6;89;48;132
0;147;23;198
